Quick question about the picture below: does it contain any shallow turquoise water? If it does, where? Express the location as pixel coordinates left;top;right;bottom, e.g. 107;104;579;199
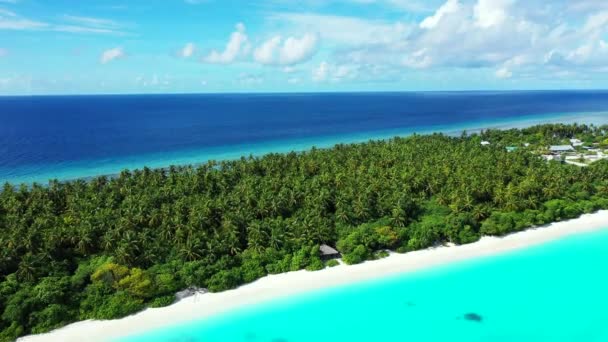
122;228;608;342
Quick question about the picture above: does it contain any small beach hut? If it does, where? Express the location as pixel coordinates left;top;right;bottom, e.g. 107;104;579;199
319;244;341;260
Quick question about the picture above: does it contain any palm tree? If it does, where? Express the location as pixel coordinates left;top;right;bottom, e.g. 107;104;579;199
178;236;203;262
246;221;268;253
16;254;38;282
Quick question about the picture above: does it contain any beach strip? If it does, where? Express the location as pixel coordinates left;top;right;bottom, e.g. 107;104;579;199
19;210;608;342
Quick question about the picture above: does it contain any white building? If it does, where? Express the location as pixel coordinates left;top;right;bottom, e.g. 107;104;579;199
570;138;583;147
550;145;575;154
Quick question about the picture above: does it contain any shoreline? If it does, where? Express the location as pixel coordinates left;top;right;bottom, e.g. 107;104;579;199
20;210;608;342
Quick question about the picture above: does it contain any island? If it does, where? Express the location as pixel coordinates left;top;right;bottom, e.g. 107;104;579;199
2;123;608;341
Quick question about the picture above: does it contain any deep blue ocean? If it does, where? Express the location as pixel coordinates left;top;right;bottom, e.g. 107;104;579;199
2;91;608;184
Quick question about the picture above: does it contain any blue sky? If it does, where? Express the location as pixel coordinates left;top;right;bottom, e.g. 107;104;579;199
0;0;608;95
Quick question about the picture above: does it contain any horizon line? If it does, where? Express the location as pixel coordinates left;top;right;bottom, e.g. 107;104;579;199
2;89;608;98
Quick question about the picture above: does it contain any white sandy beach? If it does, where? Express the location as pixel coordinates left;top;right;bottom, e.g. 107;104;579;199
20;210;608;342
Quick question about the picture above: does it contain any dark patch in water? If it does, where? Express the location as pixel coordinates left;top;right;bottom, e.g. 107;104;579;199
463;313;483;322
245;332;257;340
405;301;416;307
271;339;288;342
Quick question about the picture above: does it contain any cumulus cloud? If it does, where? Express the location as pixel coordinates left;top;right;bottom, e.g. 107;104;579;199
254;36;282;64
420;0;460;29
180;42;195;58
204;23;249;64
254;33;319;66
473;0;512;28
280;34;319;65
100;47;124;64
290;0;608;82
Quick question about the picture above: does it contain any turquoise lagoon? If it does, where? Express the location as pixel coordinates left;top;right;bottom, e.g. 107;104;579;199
122;228;608;342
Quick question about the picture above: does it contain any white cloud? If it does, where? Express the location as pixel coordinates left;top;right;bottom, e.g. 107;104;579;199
583;11;608;33
280;34;318;65
473;0;513;28
180;42;195;58
327;0;439;12
254;36;282;64
402;48;433;69
204;23;249;64
334;64;353;79
53;25;120;34
420;0;460;29
59;15;125;35
63;15;120;29
0;10;125;34
270;12;411;45
313;61;329;81
0;8;47;30
312;61;357;82
254;33;319;66
561;40;608;66
306;0;608;82
495;67;512;79
100;47;124;64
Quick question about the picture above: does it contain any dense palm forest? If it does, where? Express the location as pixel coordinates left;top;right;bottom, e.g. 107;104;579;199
2;123;608;341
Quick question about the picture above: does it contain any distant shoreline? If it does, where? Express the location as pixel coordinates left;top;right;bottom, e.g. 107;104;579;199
20;210;608;342
4;111;608;186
